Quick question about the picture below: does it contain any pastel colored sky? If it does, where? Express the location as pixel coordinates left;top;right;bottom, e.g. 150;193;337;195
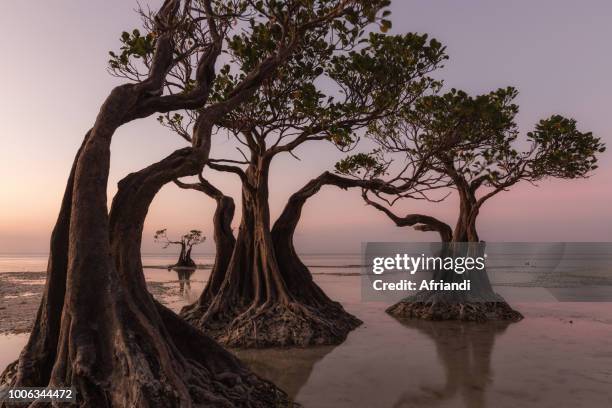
1;1;611;254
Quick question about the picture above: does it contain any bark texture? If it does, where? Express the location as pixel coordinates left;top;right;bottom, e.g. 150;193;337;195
451;184;480;242
2;0;364;401
1;135;288;407
1;75;288;408
108;147;290;406
181;169;362;348
0;134;90;390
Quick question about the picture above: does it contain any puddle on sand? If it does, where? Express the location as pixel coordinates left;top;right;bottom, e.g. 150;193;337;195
0;334;29;374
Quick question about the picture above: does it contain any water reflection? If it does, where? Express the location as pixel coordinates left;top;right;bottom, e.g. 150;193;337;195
393;320;510;408
234;346;336;401
168;267;196;299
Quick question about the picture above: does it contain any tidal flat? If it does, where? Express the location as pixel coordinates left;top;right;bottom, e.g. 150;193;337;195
1;265;612;407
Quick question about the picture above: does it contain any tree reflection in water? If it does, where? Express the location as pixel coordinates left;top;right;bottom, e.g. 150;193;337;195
393;320;511;408
169;267;196;298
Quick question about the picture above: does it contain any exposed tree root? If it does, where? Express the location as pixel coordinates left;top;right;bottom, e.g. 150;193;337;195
1;302;293;408
386;292;523;322
0;362;17;388
184;301;361;348
153;302;293;407
0;149;294;407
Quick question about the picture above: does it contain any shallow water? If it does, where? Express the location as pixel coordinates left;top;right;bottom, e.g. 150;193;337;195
1;259;612;407
0;253;362;273
293;289;612;407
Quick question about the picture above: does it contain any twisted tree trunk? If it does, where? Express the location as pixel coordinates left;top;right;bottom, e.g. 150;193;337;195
272;173;367;302
2;87;169;405
0;85;152;407
0;133;90;389
108;147;288;406
174;242;197;268
1;96;288;406
452;188;480;242
181;170;439;347
181;168;361;347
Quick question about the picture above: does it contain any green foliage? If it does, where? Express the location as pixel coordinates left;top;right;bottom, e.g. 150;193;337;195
328;32;446;117
214;28;447;153
528;115;604;179
335;151;387;177
212;0;394;77
367;84;605;202
414;87;520;179
157;113;184;127
108;29;156;70
364;86;521;185
106;0;417;149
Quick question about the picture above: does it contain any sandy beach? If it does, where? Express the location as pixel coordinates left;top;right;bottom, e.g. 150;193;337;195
1;265;611;407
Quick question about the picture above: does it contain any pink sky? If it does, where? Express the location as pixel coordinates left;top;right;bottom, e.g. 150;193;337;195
1;1;611;254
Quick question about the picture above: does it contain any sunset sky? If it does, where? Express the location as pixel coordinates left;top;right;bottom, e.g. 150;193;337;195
1;0;611;254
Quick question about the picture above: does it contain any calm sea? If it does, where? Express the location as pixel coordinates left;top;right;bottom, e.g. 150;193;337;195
0;253;363;273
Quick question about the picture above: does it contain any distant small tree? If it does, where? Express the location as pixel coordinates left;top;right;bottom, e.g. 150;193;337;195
154;228;205;268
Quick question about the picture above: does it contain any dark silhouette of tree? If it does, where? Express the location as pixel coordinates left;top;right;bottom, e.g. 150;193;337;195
174;29;448;347
168;267;196;297
1;0;395;405
347;87;605;321
155;228;205;268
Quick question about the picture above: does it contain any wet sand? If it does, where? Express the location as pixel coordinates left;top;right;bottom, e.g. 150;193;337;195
1;268;612;407
0;271;175;334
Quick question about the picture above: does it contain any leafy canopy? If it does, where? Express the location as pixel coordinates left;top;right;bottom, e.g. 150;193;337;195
356;86;604;204
108;0;447;160
210;30;447;155
154;228;206;249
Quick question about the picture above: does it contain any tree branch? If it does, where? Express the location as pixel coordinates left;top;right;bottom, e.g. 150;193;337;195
362;191;453;242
